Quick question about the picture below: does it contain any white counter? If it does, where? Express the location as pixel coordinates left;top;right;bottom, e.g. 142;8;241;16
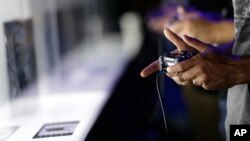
0;34;129;141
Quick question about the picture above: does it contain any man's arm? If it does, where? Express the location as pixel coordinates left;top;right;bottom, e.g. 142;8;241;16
169;7;234;44
211;20;234;44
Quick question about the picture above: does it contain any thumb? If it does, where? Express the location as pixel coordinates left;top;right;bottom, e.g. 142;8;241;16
183;35;209;52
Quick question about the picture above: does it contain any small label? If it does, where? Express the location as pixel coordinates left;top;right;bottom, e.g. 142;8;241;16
33;121;79;139
230;125;250;141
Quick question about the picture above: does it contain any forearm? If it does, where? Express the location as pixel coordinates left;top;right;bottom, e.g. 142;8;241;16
212;20;234;44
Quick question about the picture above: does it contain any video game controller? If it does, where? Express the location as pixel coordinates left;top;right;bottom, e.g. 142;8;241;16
159;51;197;73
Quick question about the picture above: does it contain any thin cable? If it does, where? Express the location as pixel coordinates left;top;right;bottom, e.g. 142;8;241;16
156;73;170;141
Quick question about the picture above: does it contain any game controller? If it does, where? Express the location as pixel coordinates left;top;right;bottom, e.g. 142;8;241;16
159;51;197;72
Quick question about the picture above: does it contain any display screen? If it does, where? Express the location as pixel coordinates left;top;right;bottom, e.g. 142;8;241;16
4;20;37;99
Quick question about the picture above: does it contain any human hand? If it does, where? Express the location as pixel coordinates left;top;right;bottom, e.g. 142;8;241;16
147;5;214;38
167;35;237;90
141;28;237;90
168;6;218;44
140;28;198;85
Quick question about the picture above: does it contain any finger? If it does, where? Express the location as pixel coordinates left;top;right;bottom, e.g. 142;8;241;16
166;58;196;73
166;72;184;79
183;35;210;52
181;66;200;81
170;49;179;54
166;72;178;77
140;60;159;77
164;28;188;51
171;76;192;86
194;74;206;86
168;22;182;35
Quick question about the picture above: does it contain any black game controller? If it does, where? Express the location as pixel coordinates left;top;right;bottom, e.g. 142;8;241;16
159;51;197;72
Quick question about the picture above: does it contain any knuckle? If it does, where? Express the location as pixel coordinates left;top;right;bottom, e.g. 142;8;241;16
202;84;210;90
198;65;207;73
181;73;188;80
178;64;186;72
172;77;187;85
202;74;209;82
200;77;206;84
196;65;203;73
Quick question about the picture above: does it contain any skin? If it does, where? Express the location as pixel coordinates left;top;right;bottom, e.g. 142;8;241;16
148;6;234;44
169;6;235;44
141;28;250;90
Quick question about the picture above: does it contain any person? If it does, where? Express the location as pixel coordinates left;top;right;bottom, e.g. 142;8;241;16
148;4;235;141
141;0;250;141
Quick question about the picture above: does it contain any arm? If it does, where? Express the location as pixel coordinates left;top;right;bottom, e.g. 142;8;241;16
169;7;234;44
141;28;250;90
211;20;234;44
166;34;249;90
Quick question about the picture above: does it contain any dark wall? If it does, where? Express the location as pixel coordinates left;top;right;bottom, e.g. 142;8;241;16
100;0;162;32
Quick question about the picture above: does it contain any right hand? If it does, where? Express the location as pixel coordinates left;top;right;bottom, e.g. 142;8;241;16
140;28;198;85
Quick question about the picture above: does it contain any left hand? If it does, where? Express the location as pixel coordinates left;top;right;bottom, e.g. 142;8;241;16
168;6;217;44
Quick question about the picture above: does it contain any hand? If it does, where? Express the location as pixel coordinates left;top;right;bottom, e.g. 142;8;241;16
141;28;237;90
167;35;237;90
147;5;197;33
140;28;199;86
168;6;218;44
169;6;234;44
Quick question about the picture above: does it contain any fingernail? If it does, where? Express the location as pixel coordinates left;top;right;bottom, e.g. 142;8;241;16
163;28;169;37
163;28;167;34
166;67;171;73
140;71;146;78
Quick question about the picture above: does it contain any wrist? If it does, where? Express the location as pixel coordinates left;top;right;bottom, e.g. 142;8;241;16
233;56;250;85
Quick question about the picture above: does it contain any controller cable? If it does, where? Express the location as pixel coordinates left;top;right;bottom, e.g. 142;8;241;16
156;72;170;141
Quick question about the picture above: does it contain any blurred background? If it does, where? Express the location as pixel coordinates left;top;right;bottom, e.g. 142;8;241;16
0;0;233;141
